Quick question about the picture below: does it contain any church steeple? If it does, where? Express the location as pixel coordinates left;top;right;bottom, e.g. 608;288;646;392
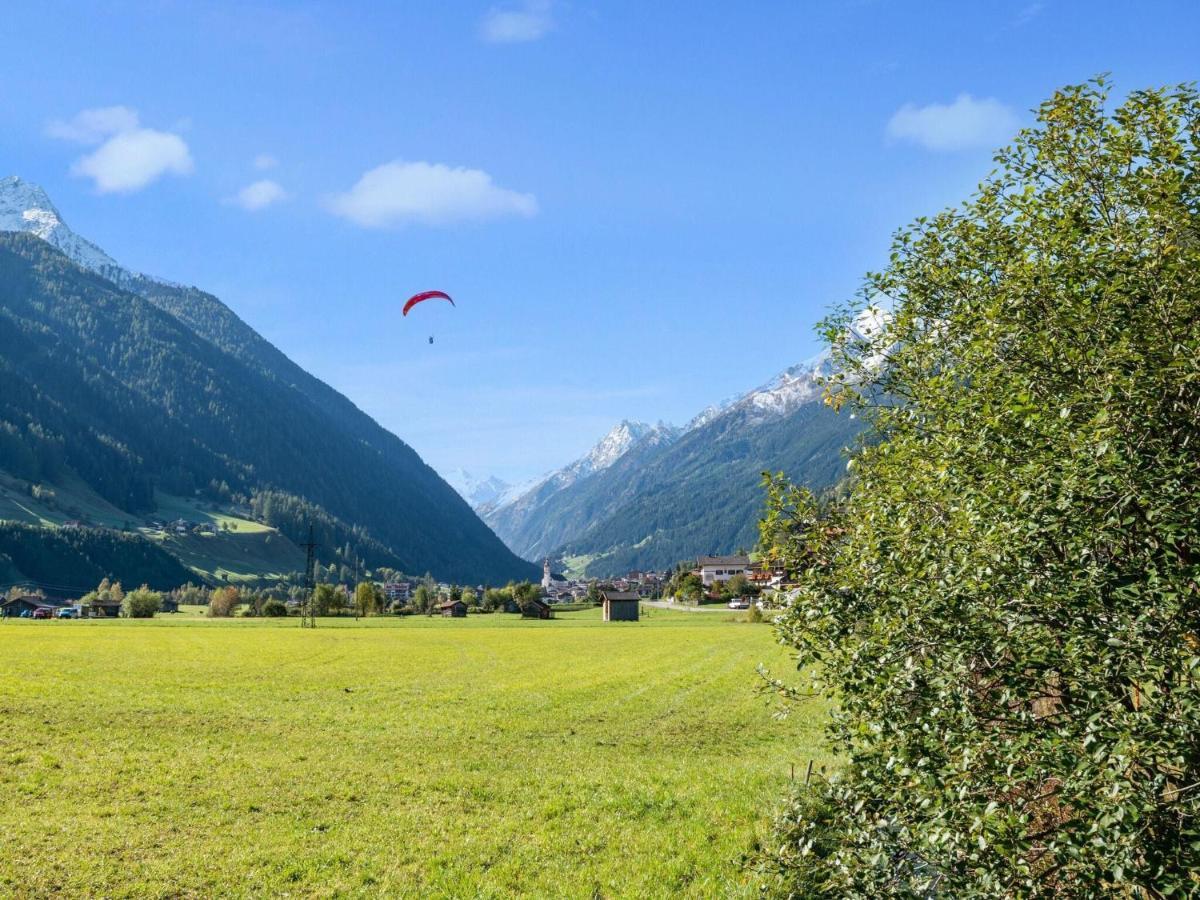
542;558;552;591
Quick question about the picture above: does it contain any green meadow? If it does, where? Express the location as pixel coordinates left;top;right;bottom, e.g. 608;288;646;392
0;608;831;898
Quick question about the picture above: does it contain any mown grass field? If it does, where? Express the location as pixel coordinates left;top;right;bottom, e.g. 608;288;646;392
0;608;831;898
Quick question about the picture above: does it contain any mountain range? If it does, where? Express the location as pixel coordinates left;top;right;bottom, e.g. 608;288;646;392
0;175;536;588
445;469;516;509
477;351;863;576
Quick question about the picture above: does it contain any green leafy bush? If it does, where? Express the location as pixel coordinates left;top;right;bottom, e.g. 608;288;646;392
760;81;1200;896
261;599;288;617
120;585;162;619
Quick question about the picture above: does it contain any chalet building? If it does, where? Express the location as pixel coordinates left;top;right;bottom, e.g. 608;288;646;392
437;599;468;618
749;560;786;589
383;582;412;605
696;555;751;588
601;590;640;622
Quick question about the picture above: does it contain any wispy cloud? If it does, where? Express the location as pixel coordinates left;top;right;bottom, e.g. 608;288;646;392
226;179;288;211
253;153;278;171
886;94;1020;152
1014;2;1044;26
479;0;554;43
325;160;537;228
46;106;140;143
48;106;193;193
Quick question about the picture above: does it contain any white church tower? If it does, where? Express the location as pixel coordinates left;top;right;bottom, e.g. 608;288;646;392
542;558;552;592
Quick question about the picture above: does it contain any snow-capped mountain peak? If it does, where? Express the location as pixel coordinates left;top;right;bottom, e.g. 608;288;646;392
683;350;834;432
584;420;659;472
0;175;175;288
444;468;513;509
0;176;128;277
488;420;681;515
730;350;834;424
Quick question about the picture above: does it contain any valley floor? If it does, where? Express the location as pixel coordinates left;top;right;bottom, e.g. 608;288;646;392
0;608;831;898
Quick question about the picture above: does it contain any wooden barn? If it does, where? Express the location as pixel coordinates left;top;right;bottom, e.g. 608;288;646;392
522;598;552;619
601;591;640;622
437;599;468;618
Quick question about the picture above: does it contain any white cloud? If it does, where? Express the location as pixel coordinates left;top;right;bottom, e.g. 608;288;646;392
253;153;278;171
49;106;194;193
886;94;1020;152
326;160;538;228
480;0;553;43
226;179;288;211
70;129;194;193
46;106;141;143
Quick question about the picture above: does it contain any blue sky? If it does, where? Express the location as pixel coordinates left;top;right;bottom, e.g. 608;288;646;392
3;1;1198;482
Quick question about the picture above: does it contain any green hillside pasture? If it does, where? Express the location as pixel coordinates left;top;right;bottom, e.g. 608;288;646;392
0;611;831;897
148;527;305;584
147;494;302;584
0;470;133;529
151;492;274;535
0;476;303;585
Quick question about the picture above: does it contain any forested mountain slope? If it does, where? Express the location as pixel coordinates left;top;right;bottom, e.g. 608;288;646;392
0;224;534;585
555;400;859;576
478;421;679;561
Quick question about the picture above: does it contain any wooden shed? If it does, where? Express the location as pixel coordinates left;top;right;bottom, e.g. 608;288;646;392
437;599;468;618
522;598;552;619
601;590;640;622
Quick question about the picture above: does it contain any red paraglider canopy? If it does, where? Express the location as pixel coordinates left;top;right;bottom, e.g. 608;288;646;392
402;290;455;316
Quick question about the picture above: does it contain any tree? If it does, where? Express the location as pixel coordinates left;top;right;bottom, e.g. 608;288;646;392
82;577;125;609
757;81;1200;896
673;573;703;604
412;583;434;614
509;580;546;617
171;582;207;608
207;586;240;617
121;585;162;618
331;584;350;616
482;587;506;612
461;588;477;608
311;583;336;616
718;572;755;601
586;581;602;605
354;581;378;617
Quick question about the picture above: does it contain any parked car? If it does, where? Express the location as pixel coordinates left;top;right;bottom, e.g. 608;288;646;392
727;598;751;610
31;607;54;619
56;608;78;619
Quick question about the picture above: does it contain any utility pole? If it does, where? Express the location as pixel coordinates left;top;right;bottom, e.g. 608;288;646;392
301;523;318;628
